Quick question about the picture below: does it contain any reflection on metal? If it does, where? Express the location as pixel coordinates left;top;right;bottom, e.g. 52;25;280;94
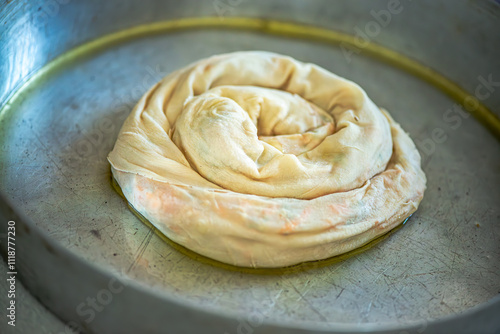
3;17;500;137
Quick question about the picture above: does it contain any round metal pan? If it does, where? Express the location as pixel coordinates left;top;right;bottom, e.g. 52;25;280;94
1;1;499;333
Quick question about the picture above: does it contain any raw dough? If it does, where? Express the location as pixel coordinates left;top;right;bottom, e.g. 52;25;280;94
108;51;426;268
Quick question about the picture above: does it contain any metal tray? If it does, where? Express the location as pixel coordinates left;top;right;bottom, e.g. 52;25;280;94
1;2;499;334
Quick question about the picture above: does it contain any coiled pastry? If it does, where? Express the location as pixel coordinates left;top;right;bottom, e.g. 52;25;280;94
108;51;426;268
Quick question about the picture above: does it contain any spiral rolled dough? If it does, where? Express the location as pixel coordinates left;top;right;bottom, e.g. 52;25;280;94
108;51;426;268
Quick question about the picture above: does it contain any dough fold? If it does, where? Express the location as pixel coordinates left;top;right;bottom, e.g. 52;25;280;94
108;51;426;268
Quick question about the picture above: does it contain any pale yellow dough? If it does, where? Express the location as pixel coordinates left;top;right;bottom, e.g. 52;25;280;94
108;51;426;268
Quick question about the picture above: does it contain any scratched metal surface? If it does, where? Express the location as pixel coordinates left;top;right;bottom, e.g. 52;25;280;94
1;25;499;331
